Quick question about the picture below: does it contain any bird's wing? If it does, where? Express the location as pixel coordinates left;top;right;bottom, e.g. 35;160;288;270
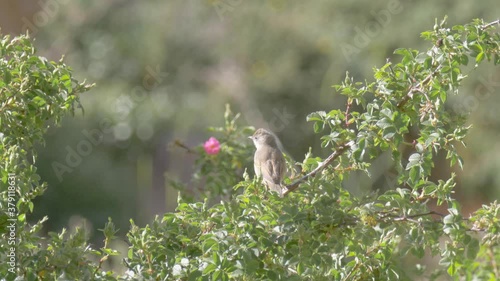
262;153;285;184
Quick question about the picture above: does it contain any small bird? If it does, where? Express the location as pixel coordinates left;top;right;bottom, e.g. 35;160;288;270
249;128;286;196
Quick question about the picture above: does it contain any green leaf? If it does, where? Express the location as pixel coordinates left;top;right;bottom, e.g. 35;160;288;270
297;262;304;275
32;96;47;106
383;126;396;139
411;246;425;259
313;121;322;133
409;167;419;184
306;111;326;122
213;252;220;265
447;262;457;276
443;214;454;225
475;52;484;63
202;238;219;252
459;54;469;66
466;239;479;259
440;90;447;102
406;153;422;170
376;118;392;129
212;270;221;280
203;263;217;275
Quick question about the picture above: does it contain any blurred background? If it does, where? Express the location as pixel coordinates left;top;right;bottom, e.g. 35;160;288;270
1;0;499;259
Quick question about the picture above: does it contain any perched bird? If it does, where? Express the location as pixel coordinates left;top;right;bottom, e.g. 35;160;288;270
249;128;286;196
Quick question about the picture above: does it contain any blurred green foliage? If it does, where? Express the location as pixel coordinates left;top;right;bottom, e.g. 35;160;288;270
0;33;107;280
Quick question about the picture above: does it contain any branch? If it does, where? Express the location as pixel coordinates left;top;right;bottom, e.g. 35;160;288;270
481;19;500;30
342;262;360;281
171;139;196;154
397;64;443;109
283;142;351;196
344;99;352;128
394;211;445;220
379;210;445;220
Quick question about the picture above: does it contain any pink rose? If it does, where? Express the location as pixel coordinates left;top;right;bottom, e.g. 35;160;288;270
203;137;221;155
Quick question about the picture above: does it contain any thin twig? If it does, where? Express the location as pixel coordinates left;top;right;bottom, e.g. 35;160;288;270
426;210;446;217
283;143;351;196
397;65;443;109
404;210;446;218
172;139;196;154
380;210;445;220
344;100;352;128
481;19;500;30
342;262;360;281
395;211;444;220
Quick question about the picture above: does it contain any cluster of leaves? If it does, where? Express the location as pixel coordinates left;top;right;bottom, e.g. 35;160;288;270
124;18;500;280
0;33;118;280
301;17;500;278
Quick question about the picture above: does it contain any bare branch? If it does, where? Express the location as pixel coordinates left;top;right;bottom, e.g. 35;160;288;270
171;139;196;154
283;143;351;196
481;19;500;30
397;211;445;220
379;210;445;220
344;99;352;128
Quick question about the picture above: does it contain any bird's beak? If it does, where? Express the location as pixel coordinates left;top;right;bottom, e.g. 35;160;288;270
248;136;253;140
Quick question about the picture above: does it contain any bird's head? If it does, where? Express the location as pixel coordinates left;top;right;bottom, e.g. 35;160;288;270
249;128;278;149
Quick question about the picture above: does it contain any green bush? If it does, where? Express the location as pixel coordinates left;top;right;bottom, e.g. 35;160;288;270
0;33;115;280
1;18;500;280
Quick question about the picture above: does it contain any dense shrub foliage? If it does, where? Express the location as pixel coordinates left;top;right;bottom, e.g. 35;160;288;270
0;34;114;280
1;18;500;280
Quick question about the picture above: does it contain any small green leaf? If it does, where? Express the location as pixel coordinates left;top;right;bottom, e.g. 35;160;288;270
203;263;217;275
447;262;457;276
212;270;221;280
376;118;392;129
440;90;447;102
297;262;304;275
306;111;326;122
467;238;480;259
411;246;425;259
313;121;322;133
202;238;219;252
406;153;422;170
409;167;419;184
32;96;46;106
475;52;484;63
460;54;469;66
443;214;454;225
213;252;220;264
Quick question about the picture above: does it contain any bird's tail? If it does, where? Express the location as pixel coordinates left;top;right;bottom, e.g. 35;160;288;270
268;183;284;197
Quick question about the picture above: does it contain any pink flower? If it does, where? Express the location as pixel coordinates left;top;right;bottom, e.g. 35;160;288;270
203;137;220;155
